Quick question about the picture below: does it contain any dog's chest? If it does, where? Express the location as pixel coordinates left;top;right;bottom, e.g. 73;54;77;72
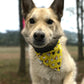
30;54;65;81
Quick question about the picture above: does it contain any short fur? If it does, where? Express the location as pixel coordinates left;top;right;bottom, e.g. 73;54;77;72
21;0;77;84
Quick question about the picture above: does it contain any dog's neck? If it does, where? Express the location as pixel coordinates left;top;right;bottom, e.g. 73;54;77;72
34;40;58;53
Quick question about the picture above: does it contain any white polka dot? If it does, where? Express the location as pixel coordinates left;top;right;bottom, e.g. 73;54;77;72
52;64;55;66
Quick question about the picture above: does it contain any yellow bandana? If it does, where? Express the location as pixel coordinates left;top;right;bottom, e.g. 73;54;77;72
35;40;62;71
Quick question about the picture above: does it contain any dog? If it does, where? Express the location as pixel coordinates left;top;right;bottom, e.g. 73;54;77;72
21;0;77;84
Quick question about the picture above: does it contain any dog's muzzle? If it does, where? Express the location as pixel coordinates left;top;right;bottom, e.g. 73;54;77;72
33;32;45;46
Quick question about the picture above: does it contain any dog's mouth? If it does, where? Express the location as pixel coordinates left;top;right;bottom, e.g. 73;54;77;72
33;39;47;48
32;35;62;53
34;40;45;46
33;39;59;53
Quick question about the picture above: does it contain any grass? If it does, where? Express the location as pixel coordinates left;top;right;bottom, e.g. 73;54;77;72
0;47;31;84
0;46;84;84
0;59;31;84
67;46;84;60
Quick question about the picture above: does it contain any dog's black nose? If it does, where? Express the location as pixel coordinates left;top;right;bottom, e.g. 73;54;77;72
33;32;45;41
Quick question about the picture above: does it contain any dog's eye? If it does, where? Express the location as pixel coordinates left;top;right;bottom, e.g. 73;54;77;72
29;18;35;24
47;19;53;24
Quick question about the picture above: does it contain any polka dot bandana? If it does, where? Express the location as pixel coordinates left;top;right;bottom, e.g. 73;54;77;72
35;40;62;71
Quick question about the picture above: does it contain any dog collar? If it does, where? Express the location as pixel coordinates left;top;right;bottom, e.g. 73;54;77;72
34;40;58;53
35;40;62;71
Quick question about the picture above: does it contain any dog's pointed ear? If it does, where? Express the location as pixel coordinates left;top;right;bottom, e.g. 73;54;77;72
21;0;35;19
50;0;64;21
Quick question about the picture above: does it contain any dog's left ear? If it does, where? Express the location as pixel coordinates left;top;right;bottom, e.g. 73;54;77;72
50;0;64;21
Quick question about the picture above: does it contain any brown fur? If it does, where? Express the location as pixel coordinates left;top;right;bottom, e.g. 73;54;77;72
21;0;77;84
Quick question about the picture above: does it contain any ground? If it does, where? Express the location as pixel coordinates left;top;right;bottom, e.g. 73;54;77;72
0;46;84;84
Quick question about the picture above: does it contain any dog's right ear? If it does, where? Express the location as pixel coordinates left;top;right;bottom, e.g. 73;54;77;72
21;0;35;19
50;0;64;21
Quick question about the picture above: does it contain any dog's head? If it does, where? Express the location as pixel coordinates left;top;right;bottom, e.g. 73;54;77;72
21;0;64;49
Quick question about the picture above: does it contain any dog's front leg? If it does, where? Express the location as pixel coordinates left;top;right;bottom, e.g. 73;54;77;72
63;71;77;84
31;75;41;84
32;75;48;84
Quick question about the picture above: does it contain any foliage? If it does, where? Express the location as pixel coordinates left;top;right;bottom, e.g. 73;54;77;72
0;31;20;46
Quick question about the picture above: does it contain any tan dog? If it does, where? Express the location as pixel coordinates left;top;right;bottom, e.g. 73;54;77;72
21;0;77;84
